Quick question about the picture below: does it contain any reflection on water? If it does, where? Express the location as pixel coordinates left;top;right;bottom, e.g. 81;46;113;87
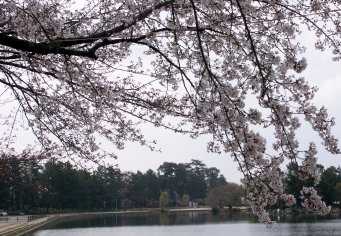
55;211;253;228
27;211;341;236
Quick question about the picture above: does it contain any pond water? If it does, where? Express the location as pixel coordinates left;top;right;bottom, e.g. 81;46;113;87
28;211;341;236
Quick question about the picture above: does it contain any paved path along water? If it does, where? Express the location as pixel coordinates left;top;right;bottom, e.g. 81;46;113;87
0;216;56;236
0;210;153;236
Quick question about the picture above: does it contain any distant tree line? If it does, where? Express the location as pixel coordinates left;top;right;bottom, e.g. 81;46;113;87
0;154;232;214
1;152;340;215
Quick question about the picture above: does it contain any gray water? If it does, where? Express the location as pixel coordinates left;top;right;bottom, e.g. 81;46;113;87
29;211;341;236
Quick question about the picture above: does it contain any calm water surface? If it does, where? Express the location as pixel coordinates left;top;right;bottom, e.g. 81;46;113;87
28;211;341;236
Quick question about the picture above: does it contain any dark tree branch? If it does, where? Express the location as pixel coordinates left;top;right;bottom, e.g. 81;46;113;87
235;0;268;98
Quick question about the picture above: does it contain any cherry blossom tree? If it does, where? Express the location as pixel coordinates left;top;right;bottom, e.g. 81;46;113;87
0;0;340;222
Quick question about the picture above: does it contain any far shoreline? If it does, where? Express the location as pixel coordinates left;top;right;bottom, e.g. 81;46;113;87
2;206;341;236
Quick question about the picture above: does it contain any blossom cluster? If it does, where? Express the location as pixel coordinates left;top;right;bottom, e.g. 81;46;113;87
300;187;331;215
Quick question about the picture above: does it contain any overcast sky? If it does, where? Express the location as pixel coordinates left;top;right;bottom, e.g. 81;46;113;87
1;28;340;184
107;32;341;183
